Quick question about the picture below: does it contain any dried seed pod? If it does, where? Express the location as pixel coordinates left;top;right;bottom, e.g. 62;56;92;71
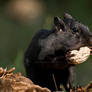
66;47;91;65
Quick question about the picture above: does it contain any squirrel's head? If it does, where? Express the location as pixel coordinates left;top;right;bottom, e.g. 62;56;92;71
53;13;92;51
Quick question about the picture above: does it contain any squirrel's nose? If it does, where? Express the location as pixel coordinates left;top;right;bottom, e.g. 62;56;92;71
89;36;92;46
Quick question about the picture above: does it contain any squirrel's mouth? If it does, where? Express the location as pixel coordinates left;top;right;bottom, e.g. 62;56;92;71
88;46;92;55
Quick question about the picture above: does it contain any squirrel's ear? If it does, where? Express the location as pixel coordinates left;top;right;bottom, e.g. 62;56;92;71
54;16;65;31
64;13;73;19
54;16;61;25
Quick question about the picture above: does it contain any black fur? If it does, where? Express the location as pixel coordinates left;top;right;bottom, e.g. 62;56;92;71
24;13;92;91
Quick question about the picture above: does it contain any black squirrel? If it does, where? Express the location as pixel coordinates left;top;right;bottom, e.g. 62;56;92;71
24;13;92;91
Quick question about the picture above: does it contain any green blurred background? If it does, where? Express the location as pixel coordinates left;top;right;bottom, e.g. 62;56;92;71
0;0;92;87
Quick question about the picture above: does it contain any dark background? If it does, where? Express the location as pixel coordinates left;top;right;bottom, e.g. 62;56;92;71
0;0;92;87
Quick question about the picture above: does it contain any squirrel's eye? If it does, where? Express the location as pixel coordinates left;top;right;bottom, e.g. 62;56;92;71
73;27;79;33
